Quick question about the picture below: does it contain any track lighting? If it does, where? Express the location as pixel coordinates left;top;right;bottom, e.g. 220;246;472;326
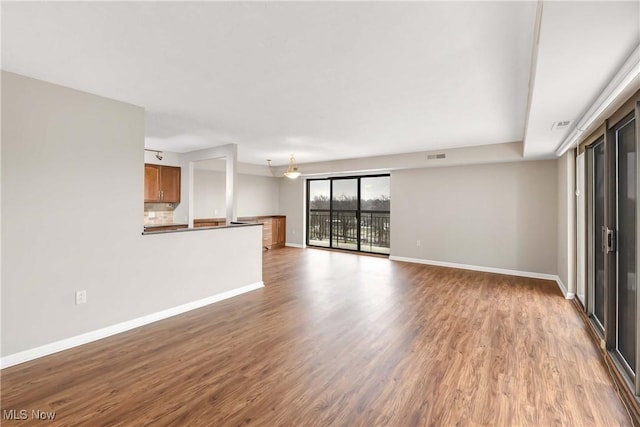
144;149;163;161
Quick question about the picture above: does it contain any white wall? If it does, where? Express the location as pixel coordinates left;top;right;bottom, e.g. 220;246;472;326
390;160;558;274
193;169;280;218
275;141;524;177
557;151;576;295
279;178;305;246
194;169;226;218
1;72;263;358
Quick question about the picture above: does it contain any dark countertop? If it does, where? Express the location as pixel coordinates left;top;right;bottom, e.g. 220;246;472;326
194;215;285;223
144;223;188;229
142;222;261;235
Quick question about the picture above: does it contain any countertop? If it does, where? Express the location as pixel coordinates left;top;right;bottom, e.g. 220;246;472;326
144;223;188;228
142;222;261;235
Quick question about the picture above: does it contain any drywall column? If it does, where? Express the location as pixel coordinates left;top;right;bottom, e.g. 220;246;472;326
182;144;239;226
576;152;586;302
226;145;238;224
557;150;576;297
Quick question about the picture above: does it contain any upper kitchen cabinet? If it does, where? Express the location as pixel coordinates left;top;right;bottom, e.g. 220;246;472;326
144;164;181;203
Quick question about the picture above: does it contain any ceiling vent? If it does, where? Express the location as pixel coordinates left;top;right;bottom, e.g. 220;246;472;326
551;120;572;130
426;153;446;160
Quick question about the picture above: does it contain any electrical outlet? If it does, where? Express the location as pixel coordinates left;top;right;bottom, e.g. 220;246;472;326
600;339;606;350
416;240;421;247
75;290;87;305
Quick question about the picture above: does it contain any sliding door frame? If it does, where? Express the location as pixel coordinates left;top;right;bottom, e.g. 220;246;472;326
586;137;606;335
306;174;390;255
635;102;640;395
585;107;640;395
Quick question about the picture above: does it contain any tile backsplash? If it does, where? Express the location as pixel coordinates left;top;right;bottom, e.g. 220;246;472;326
144;203;177;226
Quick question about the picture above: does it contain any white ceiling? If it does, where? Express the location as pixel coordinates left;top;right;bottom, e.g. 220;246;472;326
523;1;640;159
2;1;639;166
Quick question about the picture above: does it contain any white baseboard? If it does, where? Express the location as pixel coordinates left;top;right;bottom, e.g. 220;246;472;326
285;243;305;248
389;256;572;299
555;277;574;300
1;281;264;369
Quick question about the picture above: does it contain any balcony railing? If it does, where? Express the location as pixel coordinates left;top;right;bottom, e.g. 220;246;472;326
308;209;390;254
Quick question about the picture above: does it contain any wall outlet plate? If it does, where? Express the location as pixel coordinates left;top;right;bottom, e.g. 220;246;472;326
75;290;87;305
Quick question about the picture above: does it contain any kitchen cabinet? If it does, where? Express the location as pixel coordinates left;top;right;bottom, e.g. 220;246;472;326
272;216;286;248
194;219;227;228
246;216;285;249
192;215;286;249
144;164;181;203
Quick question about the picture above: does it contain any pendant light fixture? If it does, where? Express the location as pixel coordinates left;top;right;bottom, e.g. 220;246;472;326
266;155;302;179
284;154;301;179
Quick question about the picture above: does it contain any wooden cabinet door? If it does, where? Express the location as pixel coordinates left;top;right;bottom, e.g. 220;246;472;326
261;218;273;249
277;217;286;246
160;166;181;203
272;217;286;247
144;164;161;202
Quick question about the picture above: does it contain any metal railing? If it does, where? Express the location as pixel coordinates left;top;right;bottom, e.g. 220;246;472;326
308;209;390;253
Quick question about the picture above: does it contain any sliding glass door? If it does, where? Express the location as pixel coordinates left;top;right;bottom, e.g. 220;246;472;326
614;114;637;376
588;138;606;331
308;180;330;248
331;178;359;250
584;108;639;388
360;176;391;253
307;175;390;254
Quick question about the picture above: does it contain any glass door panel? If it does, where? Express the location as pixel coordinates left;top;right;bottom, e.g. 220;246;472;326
577;152;587;305
593;140;606;330
308;180;330;247
360;176;391;254
331;179;359;250
616;117;637;374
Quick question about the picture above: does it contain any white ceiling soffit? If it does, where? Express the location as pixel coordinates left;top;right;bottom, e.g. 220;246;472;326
2;1;536;166
523;1;640;159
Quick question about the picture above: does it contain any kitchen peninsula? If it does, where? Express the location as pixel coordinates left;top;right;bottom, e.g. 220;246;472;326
195;215;285;249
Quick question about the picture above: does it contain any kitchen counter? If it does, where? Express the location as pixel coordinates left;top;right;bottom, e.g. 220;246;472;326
142;222;261;235
144;223;188;232
194;215;286;249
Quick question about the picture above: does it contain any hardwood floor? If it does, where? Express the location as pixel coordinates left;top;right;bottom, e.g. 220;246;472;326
1;248;631;426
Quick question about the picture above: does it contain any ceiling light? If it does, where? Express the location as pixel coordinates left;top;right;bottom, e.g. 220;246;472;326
284;154;301;179
267;155;302;179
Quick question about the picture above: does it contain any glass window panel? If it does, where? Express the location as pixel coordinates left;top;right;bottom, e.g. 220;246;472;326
594;141;606;328
331;179;358;249
332;179;358;211
308;180;330;247
360;176;391;254
309;180;330;210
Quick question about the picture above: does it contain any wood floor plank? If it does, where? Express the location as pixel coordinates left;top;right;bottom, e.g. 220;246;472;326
1;248;632;426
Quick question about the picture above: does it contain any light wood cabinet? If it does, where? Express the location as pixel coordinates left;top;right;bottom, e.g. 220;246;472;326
272;216;286;248
144;164;181;203
193;215;286;249
253;216;286;249
193;219;226;228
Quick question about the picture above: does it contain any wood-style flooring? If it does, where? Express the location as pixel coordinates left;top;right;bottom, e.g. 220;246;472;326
1;248;631;426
